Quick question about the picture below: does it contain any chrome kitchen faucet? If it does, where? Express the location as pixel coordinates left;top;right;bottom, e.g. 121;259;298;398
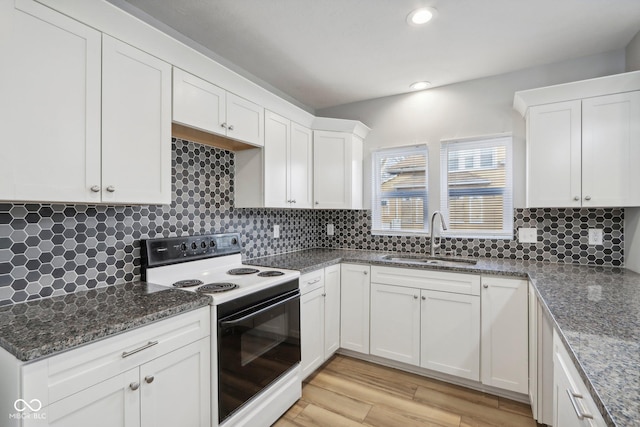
429;211;448;256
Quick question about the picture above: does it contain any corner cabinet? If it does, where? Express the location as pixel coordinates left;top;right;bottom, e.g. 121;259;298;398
0;0;171;205
517;71;640;208
480;275;528;394
313;131;363;209
6;307;211;427
172;67;264;147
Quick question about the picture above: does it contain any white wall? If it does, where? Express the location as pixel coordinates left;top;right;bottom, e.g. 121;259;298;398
626;30;640;72
317;49;626;210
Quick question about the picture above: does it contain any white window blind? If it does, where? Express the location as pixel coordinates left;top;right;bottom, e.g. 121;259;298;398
440;136;513;238
372;145;428;234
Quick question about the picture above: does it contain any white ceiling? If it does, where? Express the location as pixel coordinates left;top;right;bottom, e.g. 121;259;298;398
116;0;640;111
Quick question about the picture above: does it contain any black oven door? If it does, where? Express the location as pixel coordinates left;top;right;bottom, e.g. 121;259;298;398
217;286;300;423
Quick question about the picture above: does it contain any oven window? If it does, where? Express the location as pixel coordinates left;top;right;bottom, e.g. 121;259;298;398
218;292;300;423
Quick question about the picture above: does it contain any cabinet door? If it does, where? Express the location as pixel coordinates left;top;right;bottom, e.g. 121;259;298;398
370;283;420;366
172;68;226;136
0;0;101;203
289;123;314;208
102;35;172;205
481;276;528;394
264;111;290;208
324;264;341;359
43;368;140;427
226;92;264;147
300;287;325;379
314;131;351;209
140;338;210;427
527;101;582;207
582;91;640;207
420;290;480;380
340;264;370;354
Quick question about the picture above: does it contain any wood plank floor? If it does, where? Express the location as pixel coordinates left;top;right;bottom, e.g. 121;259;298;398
274;355;541;427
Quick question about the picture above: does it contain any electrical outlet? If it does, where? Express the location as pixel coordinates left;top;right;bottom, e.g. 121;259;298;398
588;229;603;246
273;224;280;239
327;223;335;236
518;228;538;243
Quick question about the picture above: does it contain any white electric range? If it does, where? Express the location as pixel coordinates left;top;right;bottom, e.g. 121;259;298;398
142;233;301;427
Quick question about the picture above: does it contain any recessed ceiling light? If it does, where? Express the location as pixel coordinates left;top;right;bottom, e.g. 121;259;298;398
410;81;431;91
407;7;438;26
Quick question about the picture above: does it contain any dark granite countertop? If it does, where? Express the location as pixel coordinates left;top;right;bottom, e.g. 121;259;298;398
0;282;211;362
246;248;640;427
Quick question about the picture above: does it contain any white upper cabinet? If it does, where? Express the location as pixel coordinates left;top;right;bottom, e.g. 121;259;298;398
313;131;363;209
581;91;640;207
237;111;312;208
0;1;171;205
102;35;172;205
516;71;640;208
527;101;582;208
0;0;102;203
172;68;264;147
527;92;640;207
172;68;226;135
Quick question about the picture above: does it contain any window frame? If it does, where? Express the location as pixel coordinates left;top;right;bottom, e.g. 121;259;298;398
371;144;429;236
439;135;513;239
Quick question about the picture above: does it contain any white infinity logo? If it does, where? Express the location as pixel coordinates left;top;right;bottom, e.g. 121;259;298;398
14;399;42;412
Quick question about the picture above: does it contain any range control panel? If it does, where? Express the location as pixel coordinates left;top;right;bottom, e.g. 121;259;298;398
142;233;242;268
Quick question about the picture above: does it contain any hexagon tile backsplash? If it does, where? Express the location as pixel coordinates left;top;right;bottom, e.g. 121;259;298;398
0;138;624;306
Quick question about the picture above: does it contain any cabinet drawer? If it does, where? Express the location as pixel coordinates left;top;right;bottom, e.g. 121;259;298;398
22;307;210;407
299;269;325;295
371;266;480;295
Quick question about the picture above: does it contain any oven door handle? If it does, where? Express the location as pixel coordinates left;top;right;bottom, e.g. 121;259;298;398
219;292;299;327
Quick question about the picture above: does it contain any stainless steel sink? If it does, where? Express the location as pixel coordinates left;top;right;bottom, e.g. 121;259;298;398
381;254;478;266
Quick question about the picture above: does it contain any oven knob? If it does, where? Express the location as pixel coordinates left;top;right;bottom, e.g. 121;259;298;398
231;237;238;245
201;241;207;249
180;243;187;251
210;241;215;247
191;242;197;250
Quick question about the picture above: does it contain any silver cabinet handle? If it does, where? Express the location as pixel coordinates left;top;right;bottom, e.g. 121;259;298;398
291;200;296;203
145;375;155;384
363;271;368;275
228;125;234;131
122;340;158;358
421;296;426;300
566;389;594;420
322;293;326;297
483;284;489;289
306;278;321;285
130;382;140;391
573;196;580;201
106;186;116;193
315;201;319;205
221;122;227;129
287;200;291;203
584;196;591;201
413;295;418;299
90;185;100;192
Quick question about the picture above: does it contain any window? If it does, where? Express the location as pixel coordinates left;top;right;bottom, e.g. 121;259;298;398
440;136;513;238
372;145;428;234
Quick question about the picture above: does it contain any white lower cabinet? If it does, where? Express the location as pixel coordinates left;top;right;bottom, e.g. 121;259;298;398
420;290;480;381
553;331;606;427
370;283;420;365
12;308;211;427
339;264;370;354
300;265;341;379
480;276;529;394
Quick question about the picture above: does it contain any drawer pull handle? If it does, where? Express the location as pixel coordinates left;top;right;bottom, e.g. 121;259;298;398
130;382;139;391
306;278;321;285
122;341;159;358
145;375;155;384
566;389;594;420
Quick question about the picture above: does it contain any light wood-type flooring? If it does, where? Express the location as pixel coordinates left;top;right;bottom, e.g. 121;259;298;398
274;355;540;427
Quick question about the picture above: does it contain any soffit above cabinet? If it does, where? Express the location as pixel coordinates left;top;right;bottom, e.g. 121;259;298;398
513;70;640;116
